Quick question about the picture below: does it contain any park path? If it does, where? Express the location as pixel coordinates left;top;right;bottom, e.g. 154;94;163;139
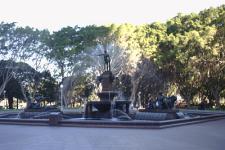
0;119;225;150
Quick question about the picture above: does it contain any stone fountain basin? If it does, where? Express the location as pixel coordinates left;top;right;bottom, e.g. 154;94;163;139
0;109;225;129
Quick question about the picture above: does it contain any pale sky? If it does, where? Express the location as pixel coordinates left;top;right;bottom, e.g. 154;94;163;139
0;0;224;31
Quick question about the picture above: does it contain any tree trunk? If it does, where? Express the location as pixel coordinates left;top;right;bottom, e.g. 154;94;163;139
8;96;13;109
72;101;75;108
215;95;220;109
186;100;190;108
61;65;64;81
17;98;19;109
213;89;220;109
186;95;191;108
130;78;140;108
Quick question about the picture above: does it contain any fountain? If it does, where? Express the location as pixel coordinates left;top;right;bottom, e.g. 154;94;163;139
19;93;60;119
84;50;130;119
0;50;225;128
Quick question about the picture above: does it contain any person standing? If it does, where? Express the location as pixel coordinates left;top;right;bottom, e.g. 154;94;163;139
156;92;164;109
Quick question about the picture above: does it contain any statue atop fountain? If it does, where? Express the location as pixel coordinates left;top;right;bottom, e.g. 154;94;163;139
96;50;115;101
99;50;111;72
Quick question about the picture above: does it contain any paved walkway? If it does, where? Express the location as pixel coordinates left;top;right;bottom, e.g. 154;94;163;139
0;119;225;150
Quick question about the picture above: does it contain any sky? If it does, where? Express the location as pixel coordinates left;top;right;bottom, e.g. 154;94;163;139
0;0;224;31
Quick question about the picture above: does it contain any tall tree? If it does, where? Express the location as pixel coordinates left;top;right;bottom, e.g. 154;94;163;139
0;22;42;95
45;26;82;80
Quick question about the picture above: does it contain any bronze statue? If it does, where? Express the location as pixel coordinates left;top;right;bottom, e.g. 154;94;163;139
98;50;111;71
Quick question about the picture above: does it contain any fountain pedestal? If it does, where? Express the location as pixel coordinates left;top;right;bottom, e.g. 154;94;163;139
84;71;118;119
84;70;132;119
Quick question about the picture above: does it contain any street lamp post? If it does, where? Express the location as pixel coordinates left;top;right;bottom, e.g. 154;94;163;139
3;90;6;109
60;84;63;111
